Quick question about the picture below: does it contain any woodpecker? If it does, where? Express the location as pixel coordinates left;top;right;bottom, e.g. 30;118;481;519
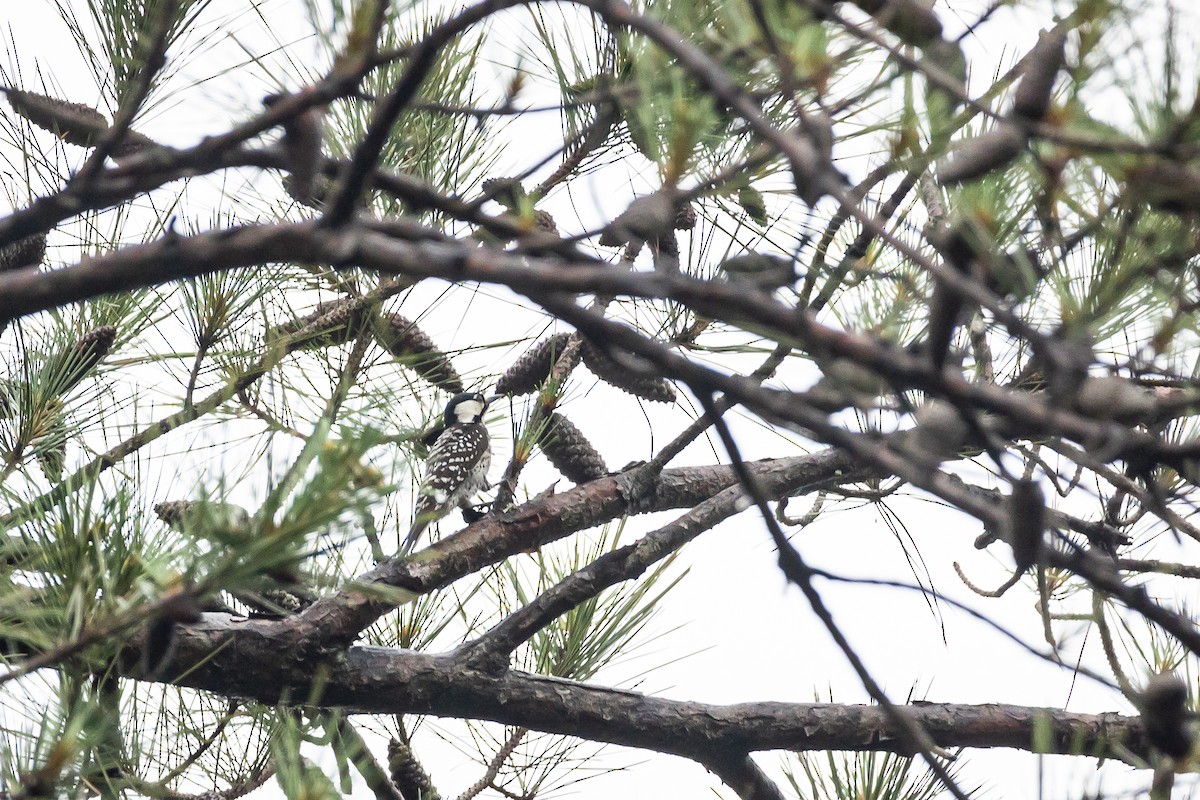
403;391;493;554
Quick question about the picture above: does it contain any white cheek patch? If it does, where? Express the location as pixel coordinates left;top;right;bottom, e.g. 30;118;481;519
454;400;484;423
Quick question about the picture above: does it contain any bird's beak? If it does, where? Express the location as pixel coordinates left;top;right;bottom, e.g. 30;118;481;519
485;393;504;404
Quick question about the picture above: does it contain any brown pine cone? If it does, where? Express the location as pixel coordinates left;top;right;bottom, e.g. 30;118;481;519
481;176;527;211
1004;479;1045;574
110;129;161;163
269;298;373;352
154;500;252;539
937;124;1026;185
0;232;47;272
581;340;676;403
153;500;192;528
388;737;441;800
1013;31;1066;121
496;333;579;396
374;312;464;394
3;88;158;160
53;325;116;391
674;202;697;230
532;209;558;234
3;88;109;146
539;412;607;484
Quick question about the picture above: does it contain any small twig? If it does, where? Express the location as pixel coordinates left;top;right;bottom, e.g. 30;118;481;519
1093;591;1137;699
453;727;527;800
255;331;372;526
775;492;826;527
952;560;1022;598
323;0;527;224
0;586;210;687
533;103;622;200
183;338;211;414
237;388;306;440
152;701;241;785
161;757;276;800
1;280;408;531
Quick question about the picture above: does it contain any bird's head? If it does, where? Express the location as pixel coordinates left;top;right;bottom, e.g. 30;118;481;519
444;391;489;426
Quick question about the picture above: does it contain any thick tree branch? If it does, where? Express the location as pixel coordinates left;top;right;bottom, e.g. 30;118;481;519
292;449;864;648
2;221;1193;474
151;619;1152;762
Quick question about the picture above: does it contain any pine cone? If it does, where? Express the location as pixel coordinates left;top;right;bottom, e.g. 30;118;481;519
674;202;697;230
481;176;526;211
1004;479;1045;573
154;500;252;539
496;333;579;396
374;312;464;394
53;325;116;391
532;209;558;234
269;298;373;352
581;340;676;403
937;124;1026;185
3;88;159;160
110;130;160;163
153;500;192;528
1013;30;1066;121
3;88;108;146
36;439;66;481
388;737;441;800
0;232;47;272
539;412;607;484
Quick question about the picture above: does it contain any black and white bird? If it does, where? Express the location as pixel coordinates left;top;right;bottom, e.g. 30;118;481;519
403;391;493;554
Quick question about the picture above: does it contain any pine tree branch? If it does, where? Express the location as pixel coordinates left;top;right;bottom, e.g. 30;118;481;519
292;448;864;648
149;621;1155;763
0;222;1182;474
697;390;971;800
455;480;748;673
702;754;789;800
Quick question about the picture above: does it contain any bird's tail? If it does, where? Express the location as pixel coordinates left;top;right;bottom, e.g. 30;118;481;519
401;520;428;556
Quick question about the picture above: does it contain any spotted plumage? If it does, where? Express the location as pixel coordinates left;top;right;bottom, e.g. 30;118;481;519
403;392;492;554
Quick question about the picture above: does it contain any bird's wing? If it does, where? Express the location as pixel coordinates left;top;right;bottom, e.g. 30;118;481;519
413;425;490;515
